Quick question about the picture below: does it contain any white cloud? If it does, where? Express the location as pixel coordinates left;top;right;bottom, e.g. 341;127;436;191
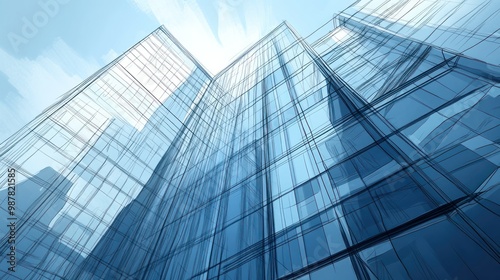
0;38;100;142
131;0;276;74
102;49;119;64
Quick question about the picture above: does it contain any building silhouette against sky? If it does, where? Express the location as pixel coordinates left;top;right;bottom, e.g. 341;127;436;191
0;2;499;279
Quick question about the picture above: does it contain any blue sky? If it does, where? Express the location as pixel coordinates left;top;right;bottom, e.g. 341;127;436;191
0;0;497;143
0;0;355;142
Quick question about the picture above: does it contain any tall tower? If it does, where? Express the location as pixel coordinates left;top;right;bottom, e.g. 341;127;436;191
1;6;499;280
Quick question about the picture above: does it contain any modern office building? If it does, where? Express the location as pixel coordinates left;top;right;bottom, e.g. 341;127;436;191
1;3;499;280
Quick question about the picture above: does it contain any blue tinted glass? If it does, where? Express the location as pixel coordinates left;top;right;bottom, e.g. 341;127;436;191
0;6;498;279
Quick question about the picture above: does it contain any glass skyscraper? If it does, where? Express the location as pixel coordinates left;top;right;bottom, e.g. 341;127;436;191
1;4;499;280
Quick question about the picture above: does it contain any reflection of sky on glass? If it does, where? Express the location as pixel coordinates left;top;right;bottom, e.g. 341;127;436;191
0;0;498;143
0;0;497;265
0;0;355;143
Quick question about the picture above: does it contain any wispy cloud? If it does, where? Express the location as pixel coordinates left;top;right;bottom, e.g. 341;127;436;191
131;0;276;74
102;48;119;64
0;38;100;142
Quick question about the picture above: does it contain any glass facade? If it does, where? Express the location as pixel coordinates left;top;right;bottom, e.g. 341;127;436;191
1;8;499;280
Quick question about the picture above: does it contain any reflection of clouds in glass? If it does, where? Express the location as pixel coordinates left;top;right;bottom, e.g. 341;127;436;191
351;0;500;67
331;27;351;43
